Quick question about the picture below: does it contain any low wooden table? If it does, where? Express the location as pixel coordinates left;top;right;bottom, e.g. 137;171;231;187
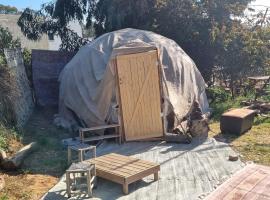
88;153;160;194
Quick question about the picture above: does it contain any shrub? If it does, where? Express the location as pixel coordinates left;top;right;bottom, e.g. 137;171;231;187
206;86;230;104
22;48;32;87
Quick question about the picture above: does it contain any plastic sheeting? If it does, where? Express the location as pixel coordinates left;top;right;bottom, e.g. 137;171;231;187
57;28;209;129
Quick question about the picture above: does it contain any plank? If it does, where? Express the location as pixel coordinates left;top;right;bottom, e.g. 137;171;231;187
82;134;119;142
93;157;148;171
94;156;152;171
104;153;157;167
126;165;160;184
80;124;120;132
88;153;160;194
95;168;125;184
92;160;140;176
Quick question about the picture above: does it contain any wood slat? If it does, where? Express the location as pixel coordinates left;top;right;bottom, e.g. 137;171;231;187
93;159;141;174
80;124;120;132
88;153;160;194
82;134;119;142
126;165;160;184
92;159;142;174
108;153;158;165
94;156;153;171
93;163;133;177
97;156;154;169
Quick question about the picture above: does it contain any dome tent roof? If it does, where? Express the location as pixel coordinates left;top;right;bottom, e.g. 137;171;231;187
57;28;209;129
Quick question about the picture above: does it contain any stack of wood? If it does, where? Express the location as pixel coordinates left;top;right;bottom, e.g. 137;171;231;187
241;100;270;114
165;101;209;144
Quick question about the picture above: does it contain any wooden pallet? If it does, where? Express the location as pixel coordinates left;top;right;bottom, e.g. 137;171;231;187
88;153;160;194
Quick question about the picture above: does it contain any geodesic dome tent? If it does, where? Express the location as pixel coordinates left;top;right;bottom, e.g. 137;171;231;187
56;28;209;134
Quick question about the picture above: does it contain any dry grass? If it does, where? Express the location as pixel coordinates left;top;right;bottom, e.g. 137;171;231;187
0;173;57;200
0;107;70;200
209;116;270;166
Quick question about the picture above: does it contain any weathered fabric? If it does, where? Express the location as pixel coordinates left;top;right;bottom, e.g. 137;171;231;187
57;28;209;128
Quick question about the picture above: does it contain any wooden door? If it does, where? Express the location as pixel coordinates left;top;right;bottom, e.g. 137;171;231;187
116;50;163;141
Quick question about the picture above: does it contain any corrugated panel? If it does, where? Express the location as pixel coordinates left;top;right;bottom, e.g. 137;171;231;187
32;50;75;106
116;50;163;141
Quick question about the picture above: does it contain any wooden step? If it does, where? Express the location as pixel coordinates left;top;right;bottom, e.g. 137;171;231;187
80;124;120;132
83;134;120;142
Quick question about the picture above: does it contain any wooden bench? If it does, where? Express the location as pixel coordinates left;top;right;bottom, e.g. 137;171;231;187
88;153;160;194
79;124;121;144
220;108;256;134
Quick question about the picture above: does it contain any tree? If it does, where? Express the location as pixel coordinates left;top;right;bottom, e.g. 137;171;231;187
0;26;21;64
0;4;18;14
17;1;95;52
93;0;157;35
17;0;270;88
215;22;270;97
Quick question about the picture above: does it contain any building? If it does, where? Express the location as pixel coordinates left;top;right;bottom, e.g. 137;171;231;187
0;14;49;50
0;14;84;51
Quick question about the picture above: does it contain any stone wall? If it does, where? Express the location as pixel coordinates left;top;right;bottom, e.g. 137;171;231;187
4;48;34;128
32;50;75;106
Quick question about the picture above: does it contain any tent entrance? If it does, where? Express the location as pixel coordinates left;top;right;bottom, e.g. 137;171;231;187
116;50;164;141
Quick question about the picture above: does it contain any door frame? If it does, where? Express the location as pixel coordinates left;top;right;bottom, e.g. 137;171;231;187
115;49;164;142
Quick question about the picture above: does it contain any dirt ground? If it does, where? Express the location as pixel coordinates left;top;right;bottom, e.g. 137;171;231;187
0;107;70;200
0;107;269;199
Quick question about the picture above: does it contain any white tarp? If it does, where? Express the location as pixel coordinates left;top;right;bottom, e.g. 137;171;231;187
57;28;209;129
42;138;244;200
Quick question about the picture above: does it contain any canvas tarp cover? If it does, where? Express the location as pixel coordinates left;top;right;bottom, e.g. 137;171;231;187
57;28;209;129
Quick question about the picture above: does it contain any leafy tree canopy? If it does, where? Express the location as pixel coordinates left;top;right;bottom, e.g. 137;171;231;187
17;0;270;89
0;25;21;64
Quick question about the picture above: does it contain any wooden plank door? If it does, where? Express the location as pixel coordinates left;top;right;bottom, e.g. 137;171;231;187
116;50;163;141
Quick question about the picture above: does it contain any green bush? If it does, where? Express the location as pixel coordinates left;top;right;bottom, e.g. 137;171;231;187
210;95;250;121
22;48;32;87
206;86;230;104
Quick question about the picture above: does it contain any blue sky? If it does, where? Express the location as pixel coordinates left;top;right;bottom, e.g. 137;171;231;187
1;0;270;11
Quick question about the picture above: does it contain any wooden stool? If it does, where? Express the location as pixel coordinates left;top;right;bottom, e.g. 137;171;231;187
66;162;96;198
68;143;96;164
